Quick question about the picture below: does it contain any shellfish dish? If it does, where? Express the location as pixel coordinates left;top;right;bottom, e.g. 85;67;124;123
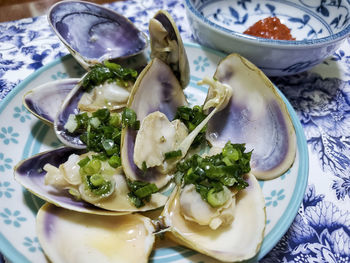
15;1;297;262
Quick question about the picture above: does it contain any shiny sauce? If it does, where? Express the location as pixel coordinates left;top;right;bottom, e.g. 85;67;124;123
243;17;295;40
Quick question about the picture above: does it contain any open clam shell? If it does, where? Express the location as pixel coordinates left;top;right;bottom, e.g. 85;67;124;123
162;173;265;262
206;54;296;180
149;10;189;88
14;147;167;214
48;0;148;70
23;79;78;126
53;77;88;149
121;58;187;188
37;203;156;263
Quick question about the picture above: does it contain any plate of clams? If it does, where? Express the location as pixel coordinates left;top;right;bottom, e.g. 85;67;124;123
0;1;308;262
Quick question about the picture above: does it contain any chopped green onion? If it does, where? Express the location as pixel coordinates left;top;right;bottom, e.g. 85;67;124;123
127;193;144;208
164;150;182;160
176;142;251;205
83;159;102;175
91;180;112;196
82;62;137;92
108;155;121;168
134;183;158;198
64;114;78;133
142;161;147;172
207;188;230;207
126;179;160;207
109;113;121;127
122;108;140;130
102;139;114;152
89;117;101;128
92;153;108;161
174;105;208;148
78;156;90;167
92;108;110;122
90;174;104;187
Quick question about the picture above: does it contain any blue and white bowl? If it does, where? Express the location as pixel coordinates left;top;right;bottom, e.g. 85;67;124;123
185;0;350;76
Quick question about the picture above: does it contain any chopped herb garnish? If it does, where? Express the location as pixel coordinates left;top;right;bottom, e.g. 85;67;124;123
122;108;140;130
134;183;158;199
164;150;182;160
176;142;251;207
127;179;159;208
174;105;208;148
142;161;148;172
108;155;121;168
82;61;137;92
81;173;112;197
78;156;90;167
81;159;102;175
66;109;123;165
90;174;105;187
207;188;230;207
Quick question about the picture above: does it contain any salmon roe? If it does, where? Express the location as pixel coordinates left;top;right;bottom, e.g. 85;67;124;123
243;17;295;40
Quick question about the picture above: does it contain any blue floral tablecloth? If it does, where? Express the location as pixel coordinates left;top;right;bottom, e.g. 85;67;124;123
0;0;349;262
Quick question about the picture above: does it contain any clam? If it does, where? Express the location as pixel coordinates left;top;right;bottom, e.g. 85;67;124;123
121;58;187;189
162;172;265;262
14;147;168;214
53;61;138;149
206;54;296;180
37;203;155;263
149;10;190;88
23;79;79;125
49;9;189;149
48;0;148;70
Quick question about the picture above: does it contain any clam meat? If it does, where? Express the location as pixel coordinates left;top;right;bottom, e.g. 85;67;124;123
162;172;265;262
54;62;138;149
14;147;168;214
121;58;187;189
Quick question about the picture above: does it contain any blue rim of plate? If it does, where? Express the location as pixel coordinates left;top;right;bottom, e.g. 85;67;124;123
0;42;309;263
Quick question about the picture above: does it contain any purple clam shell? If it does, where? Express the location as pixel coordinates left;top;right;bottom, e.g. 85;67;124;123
206;54;296;179
24;79;78;125
150;10;190;88
14;147;124;215
121;58;187;185
54;80;86;149
48;1;147;67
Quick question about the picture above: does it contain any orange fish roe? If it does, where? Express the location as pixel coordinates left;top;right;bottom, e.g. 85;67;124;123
243;17;295;40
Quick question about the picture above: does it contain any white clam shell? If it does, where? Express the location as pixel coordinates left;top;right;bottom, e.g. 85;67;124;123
37;203;155;263
162;173;266;262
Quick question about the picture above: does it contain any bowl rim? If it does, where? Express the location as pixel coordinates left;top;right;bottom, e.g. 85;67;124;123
185;0;350;47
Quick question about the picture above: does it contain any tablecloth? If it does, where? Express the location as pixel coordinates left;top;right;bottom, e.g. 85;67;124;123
0;0;349;262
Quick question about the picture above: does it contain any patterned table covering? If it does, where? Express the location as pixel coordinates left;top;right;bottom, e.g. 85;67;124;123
0;1;349;262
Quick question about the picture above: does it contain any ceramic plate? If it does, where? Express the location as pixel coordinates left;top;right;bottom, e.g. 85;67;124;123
0;43;308;263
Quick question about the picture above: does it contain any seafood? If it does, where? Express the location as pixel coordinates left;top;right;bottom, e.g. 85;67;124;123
37;203;155;263
149;10;190;88
14;147;167;214
206;54;296;180
48;0;148;70
121;58;187;189
23;79;78;125
14;3;298;262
